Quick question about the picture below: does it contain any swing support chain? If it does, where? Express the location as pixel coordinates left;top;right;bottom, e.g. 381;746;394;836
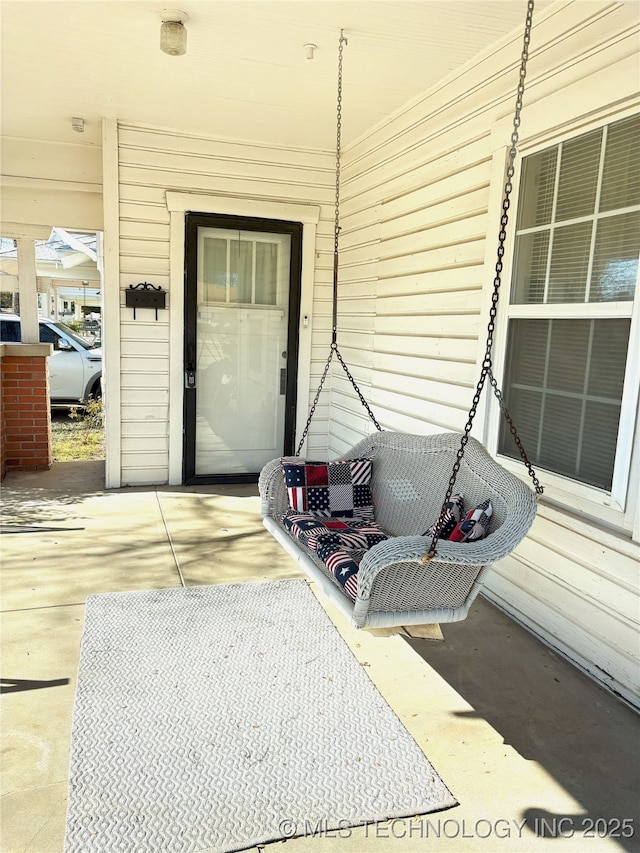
296;29;382;457
296;345;336;457
332;30;347;346
488;368;543;496
424;0;541;562
296;342;382;457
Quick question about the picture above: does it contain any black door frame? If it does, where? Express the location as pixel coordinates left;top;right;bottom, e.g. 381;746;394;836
183;212;303;485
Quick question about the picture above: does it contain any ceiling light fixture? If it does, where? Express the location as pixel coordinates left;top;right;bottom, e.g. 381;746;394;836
160;9;188;56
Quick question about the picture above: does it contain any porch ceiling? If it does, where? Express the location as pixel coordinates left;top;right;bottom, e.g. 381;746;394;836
1;0;553;151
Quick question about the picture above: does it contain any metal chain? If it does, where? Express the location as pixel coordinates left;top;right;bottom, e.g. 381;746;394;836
332;30;347;345
295;341;382;457
331;30;380;434
334;344;382;431
425;0;539;560
295;29;381;456
296;347;336;456
488;369;543;494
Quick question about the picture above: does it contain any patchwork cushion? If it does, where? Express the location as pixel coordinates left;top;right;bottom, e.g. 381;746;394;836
449;499;493;543
282;458;374;519
424;493;464;539
282;511;388;600
315;543;365;601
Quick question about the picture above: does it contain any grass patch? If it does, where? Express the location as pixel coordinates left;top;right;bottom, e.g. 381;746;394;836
51;406;105;462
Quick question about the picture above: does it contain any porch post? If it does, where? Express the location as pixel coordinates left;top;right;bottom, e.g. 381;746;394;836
15;238;39;343
101;117;122;489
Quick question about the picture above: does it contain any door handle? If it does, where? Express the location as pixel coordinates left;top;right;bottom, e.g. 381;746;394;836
185;343;196;389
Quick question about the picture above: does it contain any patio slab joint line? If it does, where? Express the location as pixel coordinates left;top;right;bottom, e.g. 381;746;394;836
155;489;186;588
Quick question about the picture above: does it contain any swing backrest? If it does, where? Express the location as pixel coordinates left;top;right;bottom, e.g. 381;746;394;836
346;431;536;540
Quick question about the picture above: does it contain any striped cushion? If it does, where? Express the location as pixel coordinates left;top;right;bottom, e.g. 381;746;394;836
282;511;389;599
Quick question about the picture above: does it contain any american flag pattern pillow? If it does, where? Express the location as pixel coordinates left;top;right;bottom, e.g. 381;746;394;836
281;458;374;519
449;498;493;542
424;493;464;539
282;511;388;599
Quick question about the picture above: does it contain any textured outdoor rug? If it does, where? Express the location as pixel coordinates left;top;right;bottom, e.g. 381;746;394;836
65;579;456;852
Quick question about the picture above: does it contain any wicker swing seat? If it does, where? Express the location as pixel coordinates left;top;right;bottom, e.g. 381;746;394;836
261;10;540;631
259;431;537;630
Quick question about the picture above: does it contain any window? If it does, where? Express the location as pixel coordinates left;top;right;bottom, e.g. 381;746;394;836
200;231;282;306
498;114;639;517
38;323;65;350
0;319;20;342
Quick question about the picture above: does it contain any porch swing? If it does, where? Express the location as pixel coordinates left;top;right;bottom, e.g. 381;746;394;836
259;1;543;630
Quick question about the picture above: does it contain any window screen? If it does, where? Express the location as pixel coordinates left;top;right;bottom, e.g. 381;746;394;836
500;318;630;490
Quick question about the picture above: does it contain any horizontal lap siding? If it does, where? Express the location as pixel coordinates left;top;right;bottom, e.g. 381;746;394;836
335;121;492;446
337;4;640;706
117;124;334;483
485;509;640;709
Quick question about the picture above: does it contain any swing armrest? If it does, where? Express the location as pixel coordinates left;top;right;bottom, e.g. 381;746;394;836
349;535;495;623
357;519;533;591
359;475;537;583
259;456;291;519
359;535;496;576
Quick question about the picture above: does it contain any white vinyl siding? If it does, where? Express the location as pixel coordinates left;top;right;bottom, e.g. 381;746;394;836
337;3;639;706
115;125;335;484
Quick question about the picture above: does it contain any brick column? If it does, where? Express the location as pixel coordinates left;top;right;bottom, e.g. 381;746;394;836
0;343;53;477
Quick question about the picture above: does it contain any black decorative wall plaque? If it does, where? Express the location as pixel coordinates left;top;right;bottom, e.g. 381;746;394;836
126;282;167;320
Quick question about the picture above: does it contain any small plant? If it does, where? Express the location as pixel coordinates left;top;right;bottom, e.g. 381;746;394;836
70;395;103;430
52;397;104;462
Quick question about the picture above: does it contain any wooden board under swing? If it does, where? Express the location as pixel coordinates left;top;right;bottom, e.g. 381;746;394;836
259;6;543;631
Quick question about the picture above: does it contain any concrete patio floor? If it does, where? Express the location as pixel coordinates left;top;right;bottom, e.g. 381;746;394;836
1;460;638;853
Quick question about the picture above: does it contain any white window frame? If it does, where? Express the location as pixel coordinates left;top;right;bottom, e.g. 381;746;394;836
485;106;640;536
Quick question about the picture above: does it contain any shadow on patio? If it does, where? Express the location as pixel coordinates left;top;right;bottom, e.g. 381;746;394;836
1;461;638;852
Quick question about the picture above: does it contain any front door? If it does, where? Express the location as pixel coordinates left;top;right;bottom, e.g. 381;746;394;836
184;214;302;484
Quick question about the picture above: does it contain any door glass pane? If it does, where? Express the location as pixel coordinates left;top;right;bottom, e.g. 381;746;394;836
202;238;227;302
230;239;252;304
255;242;278;305
195;227;291;476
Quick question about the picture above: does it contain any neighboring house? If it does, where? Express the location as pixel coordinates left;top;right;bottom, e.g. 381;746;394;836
0;230;101;322
1;1;638;709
